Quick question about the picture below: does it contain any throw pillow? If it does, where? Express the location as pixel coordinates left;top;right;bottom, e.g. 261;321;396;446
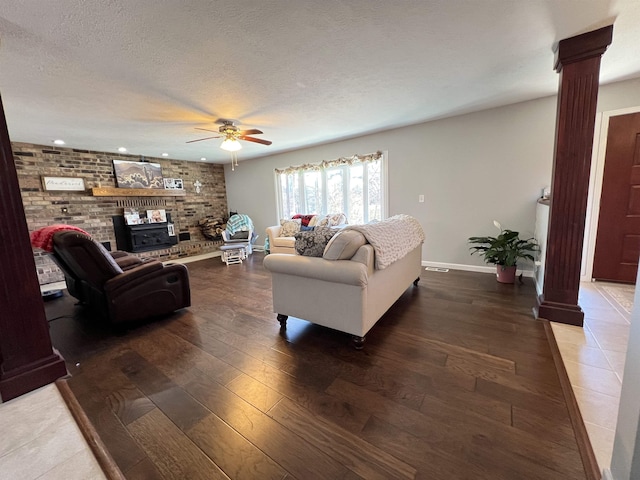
323;230;367;260
327;213;347;226
292;214;317;227
280;219;301;237
294;228;337;256
315;215;330;228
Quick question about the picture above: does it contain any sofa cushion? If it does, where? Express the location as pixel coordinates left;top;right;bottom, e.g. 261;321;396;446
280;219;301;237
294;228;337;256
323;230;367;260
272;236;296;248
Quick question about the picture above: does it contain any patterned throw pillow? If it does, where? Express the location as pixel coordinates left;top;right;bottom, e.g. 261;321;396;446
314;213;347;228
280;219;301;237
315;216;330;228
327;213;347;226
294;228;337;256
292;214;317;227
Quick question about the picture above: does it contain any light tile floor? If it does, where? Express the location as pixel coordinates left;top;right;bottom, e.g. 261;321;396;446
551;281;632;472
0;383;106;480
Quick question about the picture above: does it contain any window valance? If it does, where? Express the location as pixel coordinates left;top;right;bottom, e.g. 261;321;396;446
274;151;383;175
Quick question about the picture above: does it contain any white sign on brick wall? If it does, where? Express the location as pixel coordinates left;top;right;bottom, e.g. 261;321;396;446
41;176;85;191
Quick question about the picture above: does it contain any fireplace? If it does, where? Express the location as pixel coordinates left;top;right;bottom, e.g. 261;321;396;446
112;215;178;252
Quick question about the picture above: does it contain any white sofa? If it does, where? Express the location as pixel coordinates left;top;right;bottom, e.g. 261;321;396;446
263;216;424;348
266;225;297;254
266;213;348;254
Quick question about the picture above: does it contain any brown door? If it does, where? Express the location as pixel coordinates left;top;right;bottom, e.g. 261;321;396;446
593;112;640;283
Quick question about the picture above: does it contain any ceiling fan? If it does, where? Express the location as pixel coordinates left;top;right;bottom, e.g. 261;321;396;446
186;119;272;151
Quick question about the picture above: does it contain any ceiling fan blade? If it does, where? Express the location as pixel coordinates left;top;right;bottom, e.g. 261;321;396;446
240;136;272;146
186;136;220;143
195;127;220;133
239;129;263;135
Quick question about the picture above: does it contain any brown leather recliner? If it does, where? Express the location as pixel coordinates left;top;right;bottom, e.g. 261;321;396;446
52;230;190;324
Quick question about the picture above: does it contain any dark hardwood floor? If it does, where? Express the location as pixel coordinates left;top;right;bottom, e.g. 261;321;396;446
45;253;587;480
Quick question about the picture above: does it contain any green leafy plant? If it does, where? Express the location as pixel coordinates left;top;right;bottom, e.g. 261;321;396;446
468;221;539;268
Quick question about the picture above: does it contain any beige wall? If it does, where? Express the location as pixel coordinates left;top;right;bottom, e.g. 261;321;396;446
225;77;640;270
226;95;557;269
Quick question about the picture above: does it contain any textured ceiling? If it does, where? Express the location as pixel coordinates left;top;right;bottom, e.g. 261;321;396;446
1;1;639;164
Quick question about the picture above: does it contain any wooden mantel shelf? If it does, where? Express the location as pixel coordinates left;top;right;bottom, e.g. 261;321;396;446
91;187;186;197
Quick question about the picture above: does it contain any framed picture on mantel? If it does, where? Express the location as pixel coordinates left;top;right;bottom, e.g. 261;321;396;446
113;160;164;189
163;178;184;190
147;209;167;223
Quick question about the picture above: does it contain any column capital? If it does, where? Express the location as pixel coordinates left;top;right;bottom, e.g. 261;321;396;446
555;25;613;72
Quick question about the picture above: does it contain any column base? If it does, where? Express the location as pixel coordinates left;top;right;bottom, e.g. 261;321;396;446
0;353;67;402
535;295;584;326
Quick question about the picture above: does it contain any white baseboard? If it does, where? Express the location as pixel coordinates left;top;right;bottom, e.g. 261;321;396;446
164;251;221;265
40;281;67;293
534;276;543;296
421;260;535;278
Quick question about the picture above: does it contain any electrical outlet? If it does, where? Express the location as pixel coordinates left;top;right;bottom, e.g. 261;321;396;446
418;194;425;203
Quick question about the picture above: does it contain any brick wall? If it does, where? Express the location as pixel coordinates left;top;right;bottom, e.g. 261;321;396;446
14;142;228;284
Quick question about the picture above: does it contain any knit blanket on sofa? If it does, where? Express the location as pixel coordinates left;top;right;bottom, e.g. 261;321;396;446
344;214;425;269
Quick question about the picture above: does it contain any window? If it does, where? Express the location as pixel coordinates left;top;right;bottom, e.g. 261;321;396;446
275;151;385;223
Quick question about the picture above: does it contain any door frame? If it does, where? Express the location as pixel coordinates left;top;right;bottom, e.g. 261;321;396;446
583;105;640;281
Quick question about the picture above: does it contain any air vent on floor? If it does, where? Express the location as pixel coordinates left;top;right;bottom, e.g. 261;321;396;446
425;267;449;272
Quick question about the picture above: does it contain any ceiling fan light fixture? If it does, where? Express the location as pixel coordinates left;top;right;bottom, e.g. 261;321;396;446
220;138;242;152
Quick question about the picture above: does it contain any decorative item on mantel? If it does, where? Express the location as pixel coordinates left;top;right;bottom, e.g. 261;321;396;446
41;176;85;192
163;178;184;190
113;160;164;189
468;221;539;284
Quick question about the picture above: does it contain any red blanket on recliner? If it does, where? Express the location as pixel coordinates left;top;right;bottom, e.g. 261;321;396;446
30;224;90;252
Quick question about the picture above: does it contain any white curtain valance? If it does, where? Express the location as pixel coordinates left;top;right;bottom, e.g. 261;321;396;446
274;151;383;175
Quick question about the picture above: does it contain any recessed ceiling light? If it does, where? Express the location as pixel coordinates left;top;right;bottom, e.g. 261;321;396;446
53;139;65;145
161;153;169;157
118;147;127;153
200;157;206;161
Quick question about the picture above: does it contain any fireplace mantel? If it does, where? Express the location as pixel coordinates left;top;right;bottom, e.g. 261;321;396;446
92;187;185;197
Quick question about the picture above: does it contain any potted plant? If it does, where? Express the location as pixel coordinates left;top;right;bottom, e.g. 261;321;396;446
468;221;539;284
